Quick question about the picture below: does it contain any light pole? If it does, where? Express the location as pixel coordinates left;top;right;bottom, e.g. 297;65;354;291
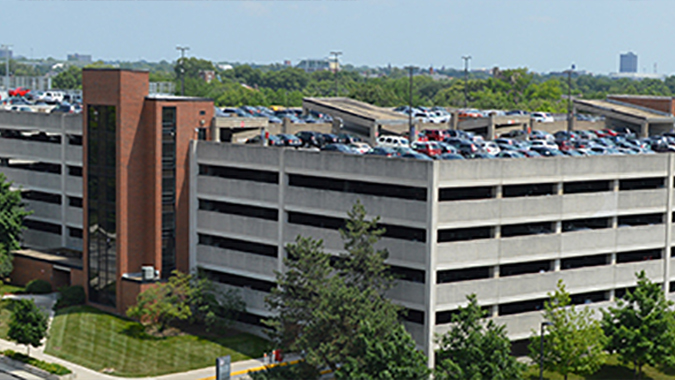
1;45;11;92
405;66;416;142
462;55;471;108
330;51;342;97
176;46;190;96
565;64;576;132
539;321;553;380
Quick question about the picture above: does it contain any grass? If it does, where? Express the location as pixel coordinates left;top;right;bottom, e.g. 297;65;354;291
44;306;271;377
524;355;675;380
0;283;24;296
0;299;14;339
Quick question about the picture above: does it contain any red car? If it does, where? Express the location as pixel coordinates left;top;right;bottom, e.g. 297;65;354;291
422;129;449;141
8;87;30;97
411;141;442;157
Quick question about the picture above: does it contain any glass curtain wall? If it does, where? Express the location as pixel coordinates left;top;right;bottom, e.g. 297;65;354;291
161;107;176;278
87;105;117;307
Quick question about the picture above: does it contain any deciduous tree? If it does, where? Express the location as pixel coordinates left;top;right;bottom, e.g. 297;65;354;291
529;280;607;380
8;299;48;355
435;294;524;380
0;173;31;278
601;271;675;379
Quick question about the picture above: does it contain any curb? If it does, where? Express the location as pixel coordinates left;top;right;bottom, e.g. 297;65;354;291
0;356;75;380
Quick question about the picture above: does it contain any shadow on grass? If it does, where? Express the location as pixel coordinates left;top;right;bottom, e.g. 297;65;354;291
119;323;165;341
585;364;645;380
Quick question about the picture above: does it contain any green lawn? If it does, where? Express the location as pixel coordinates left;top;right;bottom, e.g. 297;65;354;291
44;306;271;377
0;299;15;339
524;355;675;380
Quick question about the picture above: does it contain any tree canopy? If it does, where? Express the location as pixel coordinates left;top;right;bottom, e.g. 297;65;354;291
0;173;31;278
8;299;48;355
529;280;607;380
435;294;524;380
601;271;675;379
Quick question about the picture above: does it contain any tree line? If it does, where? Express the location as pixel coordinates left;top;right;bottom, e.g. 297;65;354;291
45;58;675;113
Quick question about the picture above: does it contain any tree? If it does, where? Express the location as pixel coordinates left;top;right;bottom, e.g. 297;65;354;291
435;294;524;380
0;173;31;278
127;270;244;334
601;271;675;379
337;321;430;380
265;202;407;375
529;280;607;380
336;200;393;293
52;65;82;89
8;299;48;355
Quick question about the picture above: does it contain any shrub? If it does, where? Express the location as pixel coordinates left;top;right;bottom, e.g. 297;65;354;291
55;286;85;309
3;350;71;375
24;279;51;295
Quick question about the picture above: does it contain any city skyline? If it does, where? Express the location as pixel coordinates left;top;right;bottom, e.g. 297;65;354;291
3;0;675;75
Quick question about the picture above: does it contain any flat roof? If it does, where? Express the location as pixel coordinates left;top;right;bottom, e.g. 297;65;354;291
574;99;675;121
13;249;83;270
146;94;213;102
304;97;408;123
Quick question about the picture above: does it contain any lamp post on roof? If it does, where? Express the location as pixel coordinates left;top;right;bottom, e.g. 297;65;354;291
565;64;575;132
1;44;11;92
462;55;472;108
330;51;342;97
176;46;189;96
404;66;417;142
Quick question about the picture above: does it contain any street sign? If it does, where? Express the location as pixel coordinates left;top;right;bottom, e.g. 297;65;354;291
216;355;231;380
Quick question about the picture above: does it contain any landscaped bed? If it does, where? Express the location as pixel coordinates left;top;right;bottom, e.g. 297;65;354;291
44;305;270;377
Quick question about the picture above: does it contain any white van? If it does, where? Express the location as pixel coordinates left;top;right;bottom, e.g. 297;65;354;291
376;135;409;148
38;91;65;104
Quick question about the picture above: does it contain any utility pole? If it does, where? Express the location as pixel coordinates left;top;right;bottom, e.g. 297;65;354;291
2;45;11;92
176;46;189;96
462;55;471;108
330;51;342;97
566;64;575;132
405;66;416;142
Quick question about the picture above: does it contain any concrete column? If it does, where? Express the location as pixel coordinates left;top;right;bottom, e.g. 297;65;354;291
494;185;502;199
493;225;501;239
492;265;500;278
282;117;290;134
210;122;220;142
188;140;198;274
60;114;67;248
425;161;439;368
553;259;561;271
609;288;615;302
555;221;562;234
664;154;674;295
490;305;498;318
555;182;563;195
487;115;495;141
641;121;649;138
451;111;459;130
610;252;617;265
277;149;286;275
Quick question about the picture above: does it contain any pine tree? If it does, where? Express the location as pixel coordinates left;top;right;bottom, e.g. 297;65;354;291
529;280;607;380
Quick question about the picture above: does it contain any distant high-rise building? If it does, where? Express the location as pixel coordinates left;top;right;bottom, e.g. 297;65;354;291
620;52;638;73
0;50;12;60
67;53;92;63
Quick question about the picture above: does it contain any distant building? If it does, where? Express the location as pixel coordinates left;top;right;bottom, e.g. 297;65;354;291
296;59;331;73
0;50;12;60
199;70;216;83
620;52;638;73
67;54;92;63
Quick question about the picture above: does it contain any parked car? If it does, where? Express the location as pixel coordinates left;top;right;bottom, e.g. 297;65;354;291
276;134;303;147
366;147;400;157
296;131;323;147
411;141;442;157
349;142;371;154
531;112;554;123
376;135;409;149
322;143;360;154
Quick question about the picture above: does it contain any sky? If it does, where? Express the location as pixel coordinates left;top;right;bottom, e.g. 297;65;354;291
3;0;675;75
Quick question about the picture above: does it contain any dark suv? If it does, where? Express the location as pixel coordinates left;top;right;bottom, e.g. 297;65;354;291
295;131;323;147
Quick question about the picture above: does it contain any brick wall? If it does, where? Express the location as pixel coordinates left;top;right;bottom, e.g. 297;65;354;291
608;95;675;115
